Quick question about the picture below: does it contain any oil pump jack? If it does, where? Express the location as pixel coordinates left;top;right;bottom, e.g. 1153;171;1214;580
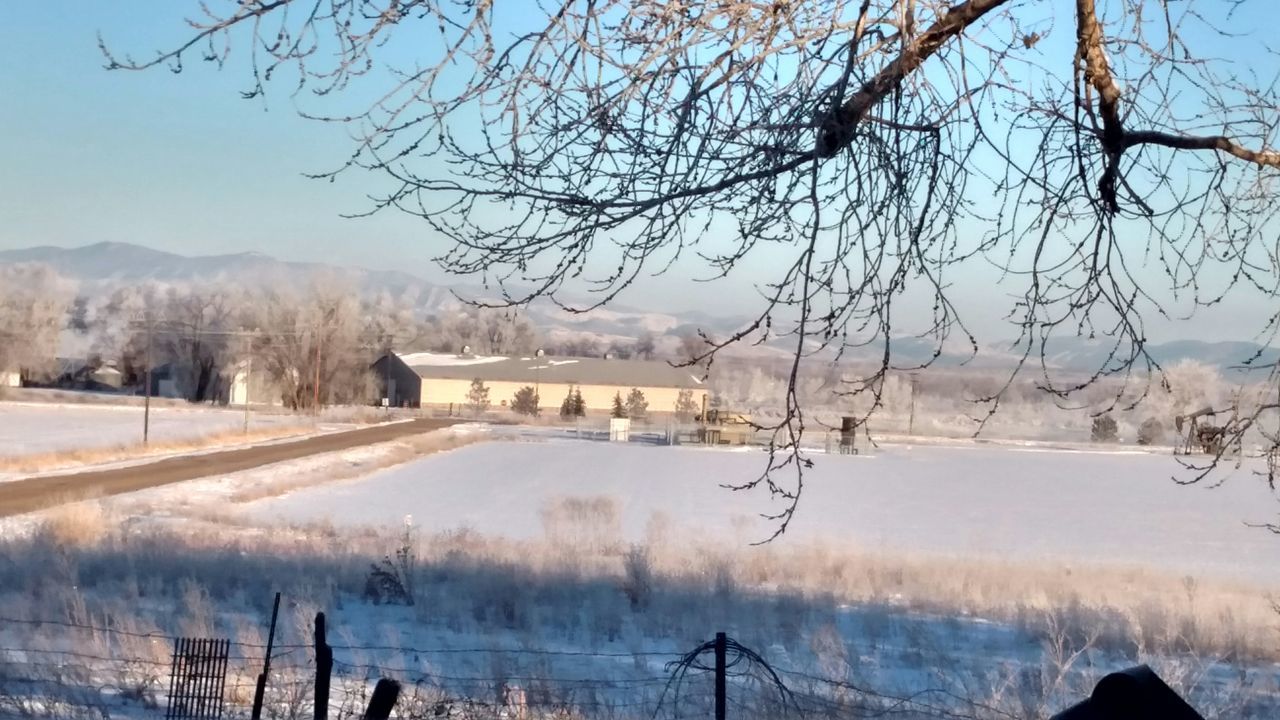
1173;406;1227;455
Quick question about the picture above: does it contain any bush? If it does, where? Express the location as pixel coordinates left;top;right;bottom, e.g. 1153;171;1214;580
364;521;416;605
1091;414;1118;442
621;545;653;611
1137;417;1164;446
41;498;111;546
511;385;540;416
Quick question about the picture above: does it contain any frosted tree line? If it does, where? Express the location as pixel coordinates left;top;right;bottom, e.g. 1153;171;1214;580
2;261;1267;439
0;263;687;408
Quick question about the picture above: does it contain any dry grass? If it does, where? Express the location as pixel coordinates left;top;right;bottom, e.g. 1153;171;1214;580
161;485;1280;665
39;493;112;546
0;424;318;475
721;540;1280;663
1;508;1276;718
449;496;1280;664
0;387;190;408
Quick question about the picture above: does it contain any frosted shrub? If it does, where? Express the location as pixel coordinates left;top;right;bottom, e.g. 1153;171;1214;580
1091;414;1118;442
41;499;111;547
621;545;653;611
1137;417;1164;446
540;496;622;554
364;520;416;605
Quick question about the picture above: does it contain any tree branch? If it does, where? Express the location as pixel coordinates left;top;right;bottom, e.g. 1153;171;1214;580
816;0;1010;158
1123;130;1280;167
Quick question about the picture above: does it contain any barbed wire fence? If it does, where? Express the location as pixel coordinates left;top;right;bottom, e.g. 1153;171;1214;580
0;611;1024;720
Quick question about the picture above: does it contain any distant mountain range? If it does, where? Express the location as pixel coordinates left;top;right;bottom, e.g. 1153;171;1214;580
0;241;752;353
2;242;1274;374
0;240;458;306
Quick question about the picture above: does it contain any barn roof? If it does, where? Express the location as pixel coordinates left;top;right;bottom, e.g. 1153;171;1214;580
394;352;703;389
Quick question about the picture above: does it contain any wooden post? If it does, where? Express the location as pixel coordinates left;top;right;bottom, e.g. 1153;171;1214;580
363;678;401;720
250;592;282;720
714;632;727;720
314;612;332;720
143;315;153;445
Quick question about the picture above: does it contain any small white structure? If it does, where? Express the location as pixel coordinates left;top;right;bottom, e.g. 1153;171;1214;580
227;362;284;407
0;369;19;388
609;417;631;442
91;365;123;389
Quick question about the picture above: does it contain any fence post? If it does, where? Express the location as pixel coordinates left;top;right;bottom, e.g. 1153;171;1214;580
314;612;333;720
251;592;282;720
363;678;401;720
714;632;727;720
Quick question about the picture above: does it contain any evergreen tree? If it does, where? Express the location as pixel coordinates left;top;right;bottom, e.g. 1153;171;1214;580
611;391;627;419
66;295;91;334
625;387;648;419
511;385;540;416
1091;414;1118;442
571;388;586;417
559;385;577;418
466;377;490;417
674;389;698;422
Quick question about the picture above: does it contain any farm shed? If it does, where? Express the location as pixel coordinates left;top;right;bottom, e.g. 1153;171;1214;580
372;351;706;414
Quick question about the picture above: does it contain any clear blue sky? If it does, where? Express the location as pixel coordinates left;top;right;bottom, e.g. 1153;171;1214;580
0;2;453;273
0;2;1273;344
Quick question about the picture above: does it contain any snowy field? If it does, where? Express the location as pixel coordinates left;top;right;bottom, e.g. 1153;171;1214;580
0;402;307;457
250;439;1280;586
3;432;1280;718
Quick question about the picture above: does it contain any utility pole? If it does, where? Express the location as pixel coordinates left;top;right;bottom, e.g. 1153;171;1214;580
908;373;919;436
242;332;252;434
535;347;545;411
143;314;153;445
313;325;323;418
384;342;392;412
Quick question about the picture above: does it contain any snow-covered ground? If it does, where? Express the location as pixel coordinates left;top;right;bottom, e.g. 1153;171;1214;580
0;402;309;456
249;439;1280;586
4;432;1279;718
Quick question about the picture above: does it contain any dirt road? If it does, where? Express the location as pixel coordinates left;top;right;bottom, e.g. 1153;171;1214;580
0;417;458;517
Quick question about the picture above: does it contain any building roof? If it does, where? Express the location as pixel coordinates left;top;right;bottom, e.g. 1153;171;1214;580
394;352;703;389
56;357;118;376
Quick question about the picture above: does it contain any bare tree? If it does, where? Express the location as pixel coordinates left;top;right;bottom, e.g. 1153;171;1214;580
105;0;1280;536
0;263;74;383
88;283;237;401
550;336;602;358
158;285;235;402
90;284;155;386
634;332;658;361
238;275;424;409
427;307;539;356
